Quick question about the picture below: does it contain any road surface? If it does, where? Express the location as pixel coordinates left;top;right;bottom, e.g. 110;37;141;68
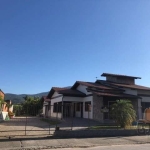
46;144;150;150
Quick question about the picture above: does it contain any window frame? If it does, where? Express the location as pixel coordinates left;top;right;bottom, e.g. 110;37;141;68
85;101;91;112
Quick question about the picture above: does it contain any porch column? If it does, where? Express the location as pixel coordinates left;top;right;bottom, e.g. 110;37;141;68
61;96;64;119
138;98;142;119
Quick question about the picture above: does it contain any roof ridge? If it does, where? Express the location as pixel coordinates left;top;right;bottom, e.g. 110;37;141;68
101;73;141;79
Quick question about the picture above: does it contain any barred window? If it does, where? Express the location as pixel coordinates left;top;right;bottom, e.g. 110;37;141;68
53;102;62;113
85;102;91;112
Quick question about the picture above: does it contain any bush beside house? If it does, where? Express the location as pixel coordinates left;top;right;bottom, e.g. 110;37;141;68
110;99;136;128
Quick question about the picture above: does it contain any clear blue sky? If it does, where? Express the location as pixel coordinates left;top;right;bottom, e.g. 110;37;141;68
0;0;150;94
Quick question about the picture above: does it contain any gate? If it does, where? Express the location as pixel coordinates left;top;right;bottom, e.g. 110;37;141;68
0;105;57;139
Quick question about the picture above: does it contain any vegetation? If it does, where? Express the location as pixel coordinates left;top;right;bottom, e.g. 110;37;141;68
8;111;14;117
4;92;48;104
13;95;44;116
89;125;137;130
110;99;136;128
0;96;4;111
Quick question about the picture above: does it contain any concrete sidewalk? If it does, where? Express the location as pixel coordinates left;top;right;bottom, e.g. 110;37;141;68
0;135;150;150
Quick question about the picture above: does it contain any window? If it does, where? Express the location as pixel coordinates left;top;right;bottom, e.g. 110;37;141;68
85;102;91;112
141;102;150;113
76;103;80;111
53;102;62;113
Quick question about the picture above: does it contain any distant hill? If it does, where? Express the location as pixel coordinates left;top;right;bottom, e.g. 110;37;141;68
4;92;49;104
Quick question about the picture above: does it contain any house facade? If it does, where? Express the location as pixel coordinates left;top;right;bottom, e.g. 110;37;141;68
43;73;150;121
0;89;4;100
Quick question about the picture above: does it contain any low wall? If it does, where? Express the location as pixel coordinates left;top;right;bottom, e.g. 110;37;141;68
0;111;8;121
54;129;138;138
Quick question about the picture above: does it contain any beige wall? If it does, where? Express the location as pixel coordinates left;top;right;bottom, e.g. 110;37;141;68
0;91;4;100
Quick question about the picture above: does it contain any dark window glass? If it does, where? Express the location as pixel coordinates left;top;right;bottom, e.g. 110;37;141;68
141;102;150;113
53;102;62;113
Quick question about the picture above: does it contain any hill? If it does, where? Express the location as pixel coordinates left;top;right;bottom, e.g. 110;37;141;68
4;92;49;104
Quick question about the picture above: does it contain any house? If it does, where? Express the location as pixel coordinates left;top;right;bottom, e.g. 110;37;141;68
44;73;150;121
0;89;14;120
0;89;4;100
0;89;8;121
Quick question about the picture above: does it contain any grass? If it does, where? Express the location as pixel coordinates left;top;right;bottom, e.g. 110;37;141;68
89;125;121;130
89;125;138;130
40;118;60;125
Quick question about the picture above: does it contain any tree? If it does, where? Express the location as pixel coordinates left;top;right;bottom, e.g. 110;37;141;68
21;96;43;116
110;99;136;128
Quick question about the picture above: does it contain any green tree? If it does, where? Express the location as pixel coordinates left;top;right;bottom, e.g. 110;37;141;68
110;99;136;128
22;96;43;116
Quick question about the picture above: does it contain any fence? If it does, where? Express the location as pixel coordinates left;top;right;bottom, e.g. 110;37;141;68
0;103;149;139
0;105;56;138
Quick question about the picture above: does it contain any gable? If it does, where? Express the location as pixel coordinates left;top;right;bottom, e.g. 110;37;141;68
52;91;62;98
77;85;92;95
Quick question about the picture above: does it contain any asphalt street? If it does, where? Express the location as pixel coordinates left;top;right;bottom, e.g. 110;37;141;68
46;144;150;150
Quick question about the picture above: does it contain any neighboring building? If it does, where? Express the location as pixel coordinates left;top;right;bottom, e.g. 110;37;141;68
44;73;150;121
0;89;4;100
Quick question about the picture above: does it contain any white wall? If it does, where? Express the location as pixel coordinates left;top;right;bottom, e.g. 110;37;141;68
52;92;61;98
141;96;150;102
77;85;92;95
83;96;93;119
76;84;93;119
43;106;45;114
124;88;137;95
49;92;63;119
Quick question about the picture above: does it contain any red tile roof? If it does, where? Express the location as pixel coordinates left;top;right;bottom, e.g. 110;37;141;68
47;87;85;98
112;83;150;90
58;89;86;97
96;80;150;91
0;89;4;94
52;87;69;91
101;73;141;79
72;81;113;90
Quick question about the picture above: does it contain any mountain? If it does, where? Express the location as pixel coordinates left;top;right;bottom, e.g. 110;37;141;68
4;92;49;104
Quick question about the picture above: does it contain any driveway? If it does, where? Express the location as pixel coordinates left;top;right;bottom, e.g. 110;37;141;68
59;117;101;130
0;117;101;138
0;116;51;138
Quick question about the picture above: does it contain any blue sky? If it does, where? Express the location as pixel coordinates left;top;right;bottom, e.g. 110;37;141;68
0;0;150;94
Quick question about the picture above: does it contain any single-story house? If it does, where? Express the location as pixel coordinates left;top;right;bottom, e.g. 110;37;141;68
43;73;150;121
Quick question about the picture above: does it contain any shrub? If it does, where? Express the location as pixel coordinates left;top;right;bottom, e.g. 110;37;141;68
110;99;136;128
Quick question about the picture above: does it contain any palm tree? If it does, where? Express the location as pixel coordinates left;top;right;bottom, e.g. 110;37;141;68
110;99;136;128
